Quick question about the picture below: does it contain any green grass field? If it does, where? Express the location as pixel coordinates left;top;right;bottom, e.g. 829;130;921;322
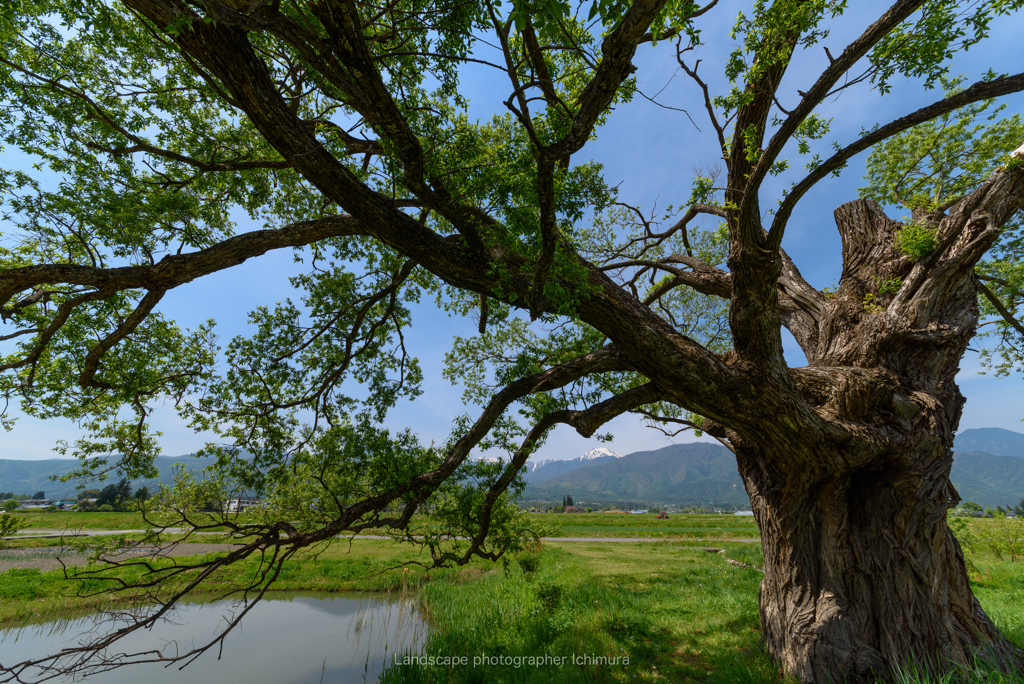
7;510;152;530
2;516;1022;683
534;512;761;539
5;510;763;539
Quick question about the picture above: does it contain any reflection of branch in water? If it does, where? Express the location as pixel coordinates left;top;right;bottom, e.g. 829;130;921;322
1;593;429;684
1;491;449;683
345;599;424;668
0;528;297;683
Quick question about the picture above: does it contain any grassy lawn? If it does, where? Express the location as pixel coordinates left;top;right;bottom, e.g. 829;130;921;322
8;510;149;530
2;517;1022;683
533;512;761;539
4;511;762;539
0;537;443;623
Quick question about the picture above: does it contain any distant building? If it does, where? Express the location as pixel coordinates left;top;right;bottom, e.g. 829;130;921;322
17;499;56;510
628;510;648;514
225;498;262;513
734;510;755;516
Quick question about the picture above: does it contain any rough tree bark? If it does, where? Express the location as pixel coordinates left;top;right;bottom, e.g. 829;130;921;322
721;167;1024;681
5;2;1024;682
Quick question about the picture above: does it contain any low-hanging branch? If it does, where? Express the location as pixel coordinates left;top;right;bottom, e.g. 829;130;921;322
4;0;1024;680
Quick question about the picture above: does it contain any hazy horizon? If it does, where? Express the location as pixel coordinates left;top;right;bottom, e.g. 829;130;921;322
3;426;1021;463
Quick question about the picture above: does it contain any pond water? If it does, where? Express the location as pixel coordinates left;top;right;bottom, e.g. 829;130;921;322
0;592;428;683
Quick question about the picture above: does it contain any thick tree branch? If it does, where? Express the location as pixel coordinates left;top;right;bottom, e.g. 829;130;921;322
522;21;568;121
437;381;663;567
892;161;1024;315
530;158;559;317
0;215;367;309
777;249;826;355
117;0;748;417
543;0;670;160
79;289;167;389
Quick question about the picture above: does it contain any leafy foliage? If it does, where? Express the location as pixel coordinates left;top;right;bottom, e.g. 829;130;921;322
0;511;28;541
1;0;1023;676
895;222;939;258
869;1;1024;94
860;76;1024;214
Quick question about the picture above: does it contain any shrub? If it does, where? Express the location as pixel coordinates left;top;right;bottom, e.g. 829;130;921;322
949;513;1024;561
516;551;542;574
0;511;28;543
895;222;938;258
980;520;1024;561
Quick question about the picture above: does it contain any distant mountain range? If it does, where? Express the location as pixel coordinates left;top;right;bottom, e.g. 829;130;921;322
4;429;1024;507
525;447;622;483
471;447;622;484
521;428;1024;508
522;442;748;506
953;427;1024;457
949;452;1024;505
0;454;218;498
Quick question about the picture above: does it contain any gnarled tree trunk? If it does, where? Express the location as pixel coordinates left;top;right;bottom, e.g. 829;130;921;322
726;192;1024;682
740;444;1018;682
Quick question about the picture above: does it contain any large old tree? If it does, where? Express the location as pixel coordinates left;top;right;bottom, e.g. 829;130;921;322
3;0;1024;680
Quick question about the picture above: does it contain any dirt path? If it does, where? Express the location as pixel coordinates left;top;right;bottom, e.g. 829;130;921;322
0;543;244;573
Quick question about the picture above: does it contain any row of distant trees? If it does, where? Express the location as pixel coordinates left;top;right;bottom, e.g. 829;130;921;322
1;481;151;512
957;501;1024;517
0;491;47;500
75;480;150;512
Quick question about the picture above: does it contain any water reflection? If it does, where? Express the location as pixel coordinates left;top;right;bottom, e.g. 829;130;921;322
0;592;427;683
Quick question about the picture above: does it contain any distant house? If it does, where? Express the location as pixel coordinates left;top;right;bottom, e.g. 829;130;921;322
734;510;755;516
18;499;56;510
225;498;262;513
628;509;648;514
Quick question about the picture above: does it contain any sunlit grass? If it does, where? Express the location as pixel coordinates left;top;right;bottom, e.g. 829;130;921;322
382;541;784;684
10;510;150;530
2;517;1023;682
533;512;761;539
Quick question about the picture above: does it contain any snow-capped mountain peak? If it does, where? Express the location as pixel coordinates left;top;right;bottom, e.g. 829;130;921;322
577;447;622;461
474;448;623;477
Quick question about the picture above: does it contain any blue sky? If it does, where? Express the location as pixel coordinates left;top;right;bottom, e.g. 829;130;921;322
2;2;1023;461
